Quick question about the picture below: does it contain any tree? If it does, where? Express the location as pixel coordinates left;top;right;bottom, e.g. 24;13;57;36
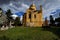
14;17;21;26
6;9;12;19
6;9;13;26
55;17;60;26
0;7;2;26
0;8;2;10
42;17;49;28
0;8;2;17
44;17;48;26
49;15;55;26
59;13;60;16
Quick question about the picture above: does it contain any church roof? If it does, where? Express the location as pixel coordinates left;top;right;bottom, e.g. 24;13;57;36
32;10;41;13
29;4;36;10
30;4;36;7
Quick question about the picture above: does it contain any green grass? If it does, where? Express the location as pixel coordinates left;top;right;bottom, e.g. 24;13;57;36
0;27;59;40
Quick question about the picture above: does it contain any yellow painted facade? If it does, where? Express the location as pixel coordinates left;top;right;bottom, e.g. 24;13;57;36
23;4;43;27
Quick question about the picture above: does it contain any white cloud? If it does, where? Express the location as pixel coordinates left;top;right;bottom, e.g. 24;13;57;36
1;0;60;20
11;14;18;19
1;2;30;21
9;3;13;6
43;0;60;19
21;3;29;8
1;2;29;13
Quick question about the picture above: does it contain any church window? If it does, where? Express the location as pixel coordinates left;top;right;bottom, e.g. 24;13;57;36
34;14;36;18
29;14;31;19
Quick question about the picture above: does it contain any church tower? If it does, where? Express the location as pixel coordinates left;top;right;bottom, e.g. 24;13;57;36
23;4;43;27
40;5;42;13
39;5;43;26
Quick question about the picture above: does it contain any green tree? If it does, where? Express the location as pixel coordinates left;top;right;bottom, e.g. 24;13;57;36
0;8;2;10
6;9;12;19
49;15;55;26
45;17;48;26
6;9;13;26
0;8;2;17
14;17;21;26
55;17;60;26
59;13;60;16
55;18;60;22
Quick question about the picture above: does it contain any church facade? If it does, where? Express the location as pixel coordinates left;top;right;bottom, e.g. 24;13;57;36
23;4;43;27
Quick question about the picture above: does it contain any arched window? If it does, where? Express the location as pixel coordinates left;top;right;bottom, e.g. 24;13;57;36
34;14;36;18
29;14;31;19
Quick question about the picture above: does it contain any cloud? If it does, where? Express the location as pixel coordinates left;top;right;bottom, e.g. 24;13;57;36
9;2;13;6
21;3;29;8
11;14;18;19
9;2;29;12
0;0;60;20
1;2;29;13
0;0;10;4
43;0;60;19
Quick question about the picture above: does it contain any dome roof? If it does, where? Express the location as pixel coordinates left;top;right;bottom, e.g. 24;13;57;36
29;4;36;10
30;4;35;7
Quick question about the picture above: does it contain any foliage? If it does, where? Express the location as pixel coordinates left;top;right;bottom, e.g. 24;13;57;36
44;17;49;26
55;17;60;26
55;17;60;22
0;8;2;10
6;9;13;26
6;9;13;21
49;15;55;26
14;17;21;26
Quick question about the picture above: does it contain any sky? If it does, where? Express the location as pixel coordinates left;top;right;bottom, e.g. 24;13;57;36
0;0;60;19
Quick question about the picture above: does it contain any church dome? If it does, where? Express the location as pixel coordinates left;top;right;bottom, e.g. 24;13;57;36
29;4;36;10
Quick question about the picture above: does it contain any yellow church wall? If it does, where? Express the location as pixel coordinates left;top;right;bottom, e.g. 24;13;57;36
23;4;43;27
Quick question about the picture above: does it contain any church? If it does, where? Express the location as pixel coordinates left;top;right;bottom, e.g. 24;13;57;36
23;4;43;27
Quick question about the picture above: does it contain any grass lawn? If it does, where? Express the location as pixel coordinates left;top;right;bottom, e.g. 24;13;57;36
0;27;60;40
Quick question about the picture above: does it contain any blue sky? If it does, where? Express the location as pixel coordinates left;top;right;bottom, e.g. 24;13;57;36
0;0;60;19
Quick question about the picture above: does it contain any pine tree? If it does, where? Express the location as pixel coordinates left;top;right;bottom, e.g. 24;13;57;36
14;17;21;26
6;9;13;26
45;17;48;26
49;15;55;26
6;9;12;20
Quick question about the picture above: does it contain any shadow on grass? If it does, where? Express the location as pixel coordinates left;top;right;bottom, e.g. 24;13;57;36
42;26;60;39
0;35;10;40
